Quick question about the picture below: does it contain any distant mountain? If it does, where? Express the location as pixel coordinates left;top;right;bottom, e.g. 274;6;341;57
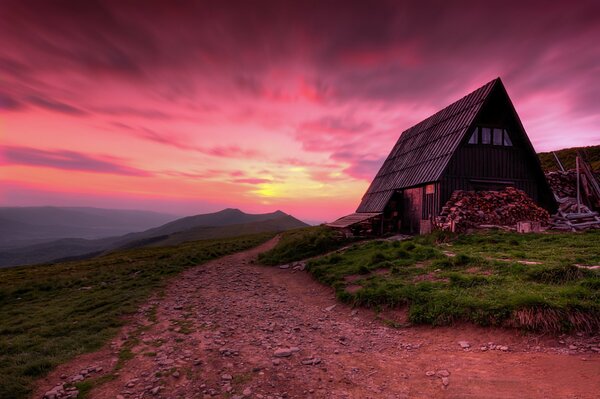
121;214;307;249
0;209;308;268
538;145;600;172
0;206;177;249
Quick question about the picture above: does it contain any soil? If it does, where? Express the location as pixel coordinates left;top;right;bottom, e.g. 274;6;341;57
36;237;600;399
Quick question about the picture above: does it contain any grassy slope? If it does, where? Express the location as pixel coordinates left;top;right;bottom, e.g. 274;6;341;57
0;232;274;399
538;145;600;172
258;226;353;266
306;230;600;332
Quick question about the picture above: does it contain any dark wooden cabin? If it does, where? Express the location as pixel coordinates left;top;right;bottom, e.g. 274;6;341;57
328;78;556;235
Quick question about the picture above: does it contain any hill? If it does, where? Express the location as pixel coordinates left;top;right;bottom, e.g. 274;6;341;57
538;145;600;172
0;209;308;267
0;207;177;249
120;214;308;249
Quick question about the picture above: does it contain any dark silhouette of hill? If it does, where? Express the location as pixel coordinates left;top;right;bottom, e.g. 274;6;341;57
0;207;177;249
0;209;307;267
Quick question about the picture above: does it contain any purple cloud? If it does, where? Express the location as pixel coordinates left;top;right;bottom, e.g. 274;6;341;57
2;145;152;176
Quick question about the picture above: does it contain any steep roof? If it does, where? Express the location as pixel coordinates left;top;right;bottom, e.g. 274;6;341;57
357;78;499;212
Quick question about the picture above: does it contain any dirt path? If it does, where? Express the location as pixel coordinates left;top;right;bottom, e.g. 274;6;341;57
37;238;600;399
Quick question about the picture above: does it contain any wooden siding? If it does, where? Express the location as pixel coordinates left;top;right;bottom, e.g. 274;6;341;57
441;145;541;206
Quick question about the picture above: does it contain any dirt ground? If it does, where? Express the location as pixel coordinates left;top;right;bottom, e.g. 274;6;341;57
36;238;600;399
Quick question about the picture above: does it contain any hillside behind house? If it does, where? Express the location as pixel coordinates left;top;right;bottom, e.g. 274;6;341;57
0;209;307;268
538;145;600;172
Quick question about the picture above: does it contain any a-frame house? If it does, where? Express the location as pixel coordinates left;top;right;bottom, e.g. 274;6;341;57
329;78;556;234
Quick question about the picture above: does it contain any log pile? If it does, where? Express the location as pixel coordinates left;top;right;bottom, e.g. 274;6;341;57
545;164;600;231
546;170;578;198
435;187;549;232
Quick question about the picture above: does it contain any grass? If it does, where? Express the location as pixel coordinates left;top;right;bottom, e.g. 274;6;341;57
258;226;354;265
306;230;600;332
0;232;274;399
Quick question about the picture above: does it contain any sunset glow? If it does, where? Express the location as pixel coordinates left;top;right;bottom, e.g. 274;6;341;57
1;1;599;221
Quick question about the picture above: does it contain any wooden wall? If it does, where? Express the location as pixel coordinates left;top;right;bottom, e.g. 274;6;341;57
441;145;540;206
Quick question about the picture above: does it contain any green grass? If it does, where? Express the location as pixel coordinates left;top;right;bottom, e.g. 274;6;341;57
0;232;274;399
307;230;600;332
258;226;353;265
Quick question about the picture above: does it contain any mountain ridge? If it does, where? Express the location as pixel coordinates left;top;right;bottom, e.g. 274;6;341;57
0;209;308;268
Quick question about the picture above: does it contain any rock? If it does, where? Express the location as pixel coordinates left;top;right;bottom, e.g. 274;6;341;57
301;357;322;365
242;387;252;396
273;348;293;357
272;358;281;366
441;377;450;387
425;371;435;377
458;341;471;349
172;370;180;378
150;387;161;395
221;373;233;381
436;369;450;377
324;304;337;312
279;264;290;269
500;345;509;351
569;345;577;350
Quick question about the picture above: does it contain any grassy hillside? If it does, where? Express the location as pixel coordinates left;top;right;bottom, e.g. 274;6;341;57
258;226;353;266
0;232;274;399
306;230;600;332
538;145;600;172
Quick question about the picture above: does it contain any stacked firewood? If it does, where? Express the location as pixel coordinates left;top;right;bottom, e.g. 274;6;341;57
435;187;549;232
545;170;578;198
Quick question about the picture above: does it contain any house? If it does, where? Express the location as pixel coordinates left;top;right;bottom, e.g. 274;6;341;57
328;77;556;235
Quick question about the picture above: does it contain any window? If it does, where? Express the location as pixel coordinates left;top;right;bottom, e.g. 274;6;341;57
470;126;514;147
493;128;503;145
481;127;492;144
468;128;478;144
503;129;513;146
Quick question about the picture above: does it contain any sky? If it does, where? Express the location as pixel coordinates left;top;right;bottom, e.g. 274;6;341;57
1;0;599;222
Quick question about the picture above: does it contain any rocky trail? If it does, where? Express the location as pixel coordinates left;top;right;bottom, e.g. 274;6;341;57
37;238;600;399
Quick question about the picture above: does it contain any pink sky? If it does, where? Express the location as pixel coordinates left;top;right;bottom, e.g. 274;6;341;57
1;0;599;222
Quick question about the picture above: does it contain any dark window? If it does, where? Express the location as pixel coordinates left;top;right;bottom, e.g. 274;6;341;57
503;129;513;146
468;128;478;144
493;128;503;145
481;127;492;144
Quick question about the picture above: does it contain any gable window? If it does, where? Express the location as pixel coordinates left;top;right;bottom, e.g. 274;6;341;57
493;128;503;145
468;127;478;144
481;127;492;144
503;129;513;146
468;126;514;147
